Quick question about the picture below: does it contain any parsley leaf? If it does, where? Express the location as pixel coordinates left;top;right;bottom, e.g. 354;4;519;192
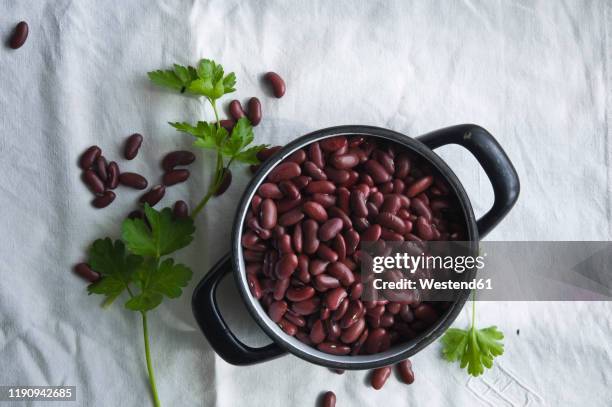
147;64;197;93
233;144;268;164
441;325;504;377
170;121;227;150
122;204;195;257
86;238;143;306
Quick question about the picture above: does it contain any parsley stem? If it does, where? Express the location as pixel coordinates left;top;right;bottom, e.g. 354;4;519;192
141;311;161;407
470;290;476;331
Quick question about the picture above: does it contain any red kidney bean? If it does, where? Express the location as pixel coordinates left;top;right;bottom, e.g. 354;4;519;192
285;312;305;328
371;367;392;390
330;153;359;170
343;229;360;255
411;198;433;221
303;220;320;254
350;282;364;300
163;170;190;186
173;200;189;219
80;146;101;169
327;207;352;231
397;359;415;384
9;21;28;49
279;180;300;200
95;156;108;182
324;287;347;310
374;150;395;174
304;161;328;180
327;262;354;286
406;175;434;197
324;166;349;184
258;183;283;199
92;191;116;208
380;313;395;328
259;199;277;229
333;234;346;261
287;149;307;165
278;208;304;226
268;162;301;182
386;302;401;314
83;169;105;195
310;320;327;344
340;300;365;328
380;195;401;214
311;193;336;208
103;162;118;190
414;303;438;324
318;218;343;241
395;154;412;178
303;201;328;222
415;216;434;240
264;72;286;98
317;342;350;355
162;150;195;171
73;263;100;282
322;391;336;407
268;300;287;322
124;133;143;160
286;286;315;302
367;304;386;319
277;234;292;254
332;297;349;320
364;159;391;183
292;223;303;253
292;297;320;315
247;97;262;126
350;190;368;218
140;185;165;206
351;329;369;355
277;196;303;213
296;255;310;283
341;317;365;343
229;100;246;120
308;142;325;168
257;146;282;162
219;119;235;132
314;274;340;291
128;209;145;220
364;328;387;354
393;179;405;194
376;212;406;234
317;244;338;262
362;224;382;241
306;180;335;194
278;318;297;336
320;136;347;152
275;253;298;279
273;278;290;301
119;172;148;190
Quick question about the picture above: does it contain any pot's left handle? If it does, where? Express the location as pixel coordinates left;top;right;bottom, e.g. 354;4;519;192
192;254;285;365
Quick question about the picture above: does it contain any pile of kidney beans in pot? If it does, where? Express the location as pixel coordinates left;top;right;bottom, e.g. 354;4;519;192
242;135;467;359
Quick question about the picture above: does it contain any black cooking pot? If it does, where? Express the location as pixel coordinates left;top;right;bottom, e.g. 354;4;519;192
192;124;519;369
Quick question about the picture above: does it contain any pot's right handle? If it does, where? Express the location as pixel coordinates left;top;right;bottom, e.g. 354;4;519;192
192;254;285;365
418;124;520;238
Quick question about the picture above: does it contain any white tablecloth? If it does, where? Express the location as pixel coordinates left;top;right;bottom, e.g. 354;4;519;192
1;1;611;406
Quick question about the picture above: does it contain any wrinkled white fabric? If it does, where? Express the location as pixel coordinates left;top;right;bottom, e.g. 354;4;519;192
1;1;611;406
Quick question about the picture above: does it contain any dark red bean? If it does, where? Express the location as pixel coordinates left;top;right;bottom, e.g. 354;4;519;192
287;149;307;165
351;190;368;218
317;342;350;355
268;300;288;322
162;150;196;171
314;274;340;291
79;146;101;169
83;169;105;195
308;142;325;168
311;193;336;208
229;100;246;120
73;263;100;282
322;391;336;407
292;223;303;253
406;175;434;197
324;167;349;184
173;200;189;219
257;146;282;162
395;154;412;178
292;297;321;315
415;216;434;240
278;318;297;336
362;224;382;241
306;180;335;194
304;161;328;180
140;185;165;207
397;359;415;384
286;286;315;302
327;262;355;286
268;162;301;182
9;21;28;49
264;72;286;98
119;172;148;190
278;208;304;226
330;153;359;170
258;183;284;199
316;244;338;262
124;133;143;160
273;278;290;301
259;199;277;229
284;312;306;328
163;169;190;186
324;287;348;310
320;136;347;152
376;212;406;234
219;119;235;132
341;317;365;343
371;367;392;390
411;198;433;221
333;234;346;261
247;97;262;126
92;191;116;208
381;195;401;214
303;201;328;222
95;156;108;182
275;253;298;279
350;282;364;300
279;181;300;200
364;159;391;183
106;161;119;189
414;303;438;324
318;218;343;241
310;320;327;344
374;150;395;174
214;169;232;196
364;328;387;354
128;209;145;220
303;220;320;254
340;300;365;328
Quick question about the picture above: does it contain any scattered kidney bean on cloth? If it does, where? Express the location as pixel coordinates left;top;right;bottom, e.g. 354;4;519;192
243;135;466;359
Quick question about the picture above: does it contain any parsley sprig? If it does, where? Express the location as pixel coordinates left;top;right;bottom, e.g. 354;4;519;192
441;292;504;376
86;59;266;407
